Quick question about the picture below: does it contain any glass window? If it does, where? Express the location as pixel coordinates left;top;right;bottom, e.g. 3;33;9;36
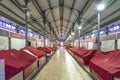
114;25;119;30
2;22;6;26
8;24;11;28
0;21;2;26
6;23;9;27
11;25;16;30
109;28;114;32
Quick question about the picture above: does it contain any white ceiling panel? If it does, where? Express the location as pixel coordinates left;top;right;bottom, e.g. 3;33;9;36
101;1;120;20
1;0;25;19
37;0;49;10
46;11;54;22
1;0;119;41
0;5;24;23
28;2;42;19
101;10;120;26
32;23;42;30
82;2;96;20
53;7;60;20
50;0;59;7
63;8;71;20
87;1;120;28
64;0;73;7
70;12;77;22
63;21;68;27
56;20;60;27
74;0;87;11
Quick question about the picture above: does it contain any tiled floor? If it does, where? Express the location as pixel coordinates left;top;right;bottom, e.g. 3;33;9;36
33;47;93;80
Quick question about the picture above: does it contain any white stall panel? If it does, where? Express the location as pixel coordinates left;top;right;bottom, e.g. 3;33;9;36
93;43;98;50
80;43;82;47
11;38;25;50
51;42;53;47
31;41;36;48
117;39;120;49
0;36;8;50
0;59;5;80
88;42;94;50
101;40;115;52
37;42;41;47
82;43;88;49
41;42;44;47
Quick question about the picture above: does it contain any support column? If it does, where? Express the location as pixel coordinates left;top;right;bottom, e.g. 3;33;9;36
105;26;109;35
16;25;19;33
24;0;29;49
43;11;46;47
50;25;52;48
78;29;80;48
97;12;100;50
73;39;74;47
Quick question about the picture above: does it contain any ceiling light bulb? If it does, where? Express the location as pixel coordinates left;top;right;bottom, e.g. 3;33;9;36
97;3;105;11
72;32;75;35
27;10;30;17
78;26;82;30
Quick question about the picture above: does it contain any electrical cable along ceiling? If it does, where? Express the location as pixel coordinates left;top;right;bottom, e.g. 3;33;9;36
0;0;120;41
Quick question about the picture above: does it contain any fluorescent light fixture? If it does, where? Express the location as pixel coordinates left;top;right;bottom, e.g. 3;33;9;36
97;3;105;11
69;35;71;38
27;10;30;17
91;34;94;37
72;32;75;35
78;26;82;30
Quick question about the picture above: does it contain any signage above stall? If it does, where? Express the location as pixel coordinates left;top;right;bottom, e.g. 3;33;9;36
10;32;25;39
28;37;36;41
100;34;117;41
117;33;120;39
81;38;96;43
0;29;9;37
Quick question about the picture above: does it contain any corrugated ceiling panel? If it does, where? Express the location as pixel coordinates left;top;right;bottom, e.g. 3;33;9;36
64;0;73;7
101;0;120;20
82;2;96;20
82;24;95;33
70;12;77;23
28;2;42;19
53;7;60;20
74;0;87;10
1;0;25;19
63;21;68;27
46;10;54;22
4;0;33;22
37;0;49;10
63;8;71;20
56;20;60;27
50;0;59;7
101;10;120;26
89;0;120;24
16;0;25;5
0;5;24;23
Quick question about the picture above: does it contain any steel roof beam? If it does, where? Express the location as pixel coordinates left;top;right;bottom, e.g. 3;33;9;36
32;0;59;40
0;10;44;35
81;0;92;15
11;0;47;33
63;0;76;40
81;8;120;36
47;0;60;40
0;3;44;34
82;0;116;31
49;18;74;24
64;23;75;41
64;0;94;41
38;4;80;13
59;0;64;39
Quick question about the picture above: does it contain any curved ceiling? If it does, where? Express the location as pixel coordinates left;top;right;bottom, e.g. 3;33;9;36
0;0;120;41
